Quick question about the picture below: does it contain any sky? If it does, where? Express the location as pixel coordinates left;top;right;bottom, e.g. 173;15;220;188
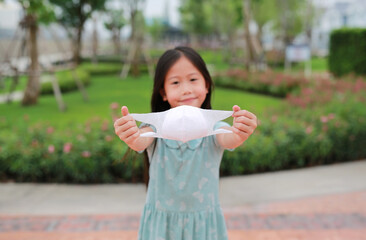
0;0;181;28
145;0;180;27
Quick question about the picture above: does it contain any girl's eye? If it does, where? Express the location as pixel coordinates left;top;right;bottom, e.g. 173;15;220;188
190;78;197;82
172;81;179;85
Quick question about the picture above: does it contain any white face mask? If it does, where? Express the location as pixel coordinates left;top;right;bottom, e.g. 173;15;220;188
130;105;233;143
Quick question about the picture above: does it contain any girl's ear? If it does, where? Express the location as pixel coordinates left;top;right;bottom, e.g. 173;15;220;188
160;89;167;101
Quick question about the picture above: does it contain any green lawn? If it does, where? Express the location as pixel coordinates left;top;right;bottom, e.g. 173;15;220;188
0;73;284;128
273;57;328;73
0;75;28;94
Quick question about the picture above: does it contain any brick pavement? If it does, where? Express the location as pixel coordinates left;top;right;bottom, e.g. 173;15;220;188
1;190;366;240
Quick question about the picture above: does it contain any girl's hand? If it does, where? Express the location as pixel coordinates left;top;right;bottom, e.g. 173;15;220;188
231;105;257;142
114;106;140;145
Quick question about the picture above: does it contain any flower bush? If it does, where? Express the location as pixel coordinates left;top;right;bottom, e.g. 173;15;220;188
0;71;365;183
220;74;366;176
214;69;308;97
0;108;144;183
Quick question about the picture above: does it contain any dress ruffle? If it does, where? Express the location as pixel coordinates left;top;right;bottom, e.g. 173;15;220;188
138;204;228;240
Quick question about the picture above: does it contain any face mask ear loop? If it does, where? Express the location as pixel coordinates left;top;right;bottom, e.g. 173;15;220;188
131;112;164;137
201;109;234;132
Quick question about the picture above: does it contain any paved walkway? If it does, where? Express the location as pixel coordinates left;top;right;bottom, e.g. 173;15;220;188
1;160;366;240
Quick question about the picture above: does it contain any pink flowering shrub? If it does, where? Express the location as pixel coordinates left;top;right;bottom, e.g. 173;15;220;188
0;114;144;183
1;72;365;183
287;76;366;108
214;69;308;97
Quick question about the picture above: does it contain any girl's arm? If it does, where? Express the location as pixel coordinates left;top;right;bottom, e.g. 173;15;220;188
216;105;257;149
114;106;154;152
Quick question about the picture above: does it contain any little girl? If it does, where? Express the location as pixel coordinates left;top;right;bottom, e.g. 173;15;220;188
114;46;257;240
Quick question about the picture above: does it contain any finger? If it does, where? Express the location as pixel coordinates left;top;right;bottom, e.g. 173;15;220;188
233;110;256;119
233;122;253;134
232;125;249;139
234;116;252;126
244;110;257;120
115;120;137;135
232;110;247;119
114;115;134;127
234;116;257;128
118;126;139;140
232;105;240;113
121;106;129;117
124;129;140;143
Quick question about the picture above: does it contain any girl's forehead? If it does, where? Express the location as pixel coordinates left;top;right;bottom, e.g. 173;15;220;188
166;56;202;79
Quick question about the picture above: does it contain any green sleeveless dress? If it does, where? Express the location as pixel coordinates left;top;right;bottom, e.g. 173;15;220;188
138;121;230;240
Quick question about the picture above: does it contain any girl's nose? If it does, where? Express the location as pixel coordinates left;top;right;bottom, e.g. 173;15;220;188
181;82;192;95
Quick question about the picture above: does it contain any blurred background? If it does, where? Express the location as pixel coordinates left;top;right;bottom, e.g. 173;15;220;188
0;0;365;184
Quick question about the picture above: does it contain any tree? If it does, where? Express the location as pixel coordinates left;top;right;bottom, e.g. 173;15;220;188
104;9;126;55
274;0;307;49
17;0;55;106
123;0;146;76
49;0;107;64
205;0;242;60
241;0;308;68
252;0;277;58
179;0;212;46
146;18;165;44
242;0;257;69
124;0;145;41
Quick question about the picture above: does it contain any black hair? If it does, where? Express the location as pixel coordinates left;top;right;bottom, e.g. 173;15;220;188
150;46;214;112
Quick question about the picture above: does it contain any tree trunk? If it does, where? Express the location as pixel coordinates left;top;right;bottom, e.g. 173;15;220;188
256;24;268;70
243;0;256;70
113;28;121;54
279;0;290;53
22;14;40;106
73;25;83;65
92;17;98;64
130;9;142;77
132;37;142;77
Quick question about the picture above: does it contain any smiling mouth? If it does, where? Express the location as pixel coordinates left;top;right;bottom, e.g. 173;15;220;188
180;98;196;103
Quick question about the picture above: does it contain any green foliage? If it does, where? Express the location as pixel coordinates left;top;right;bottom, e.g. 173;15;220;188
272;0;307;44
206;0;242;35
1;56;365;183
220;92;366;176
147;18;166;42
49;0;106;28
40;68;90;95
1;90;365;183
18;0;56;24
214;69;307;98
329;28;366;76
252;0;277;27
79;63;122;75
0;117;144;183
104;9;125;31
179;0;212;35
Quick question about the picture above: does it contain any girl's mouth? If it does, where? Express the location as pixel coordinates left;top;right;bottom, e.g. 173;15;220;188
180;98;196;104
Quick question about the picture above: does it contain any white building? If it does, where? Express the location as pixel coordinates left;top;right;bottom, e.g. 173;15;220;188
0;1;21;38
312;0;366;55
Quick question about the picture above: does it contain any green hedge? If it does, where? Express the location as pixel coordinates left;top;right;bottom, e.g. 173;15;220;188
214;69;307;98
0;118;144;183
80;63;122;76
329;28;366;76
40;68;90;95
221;96;366;176
0;91;365;183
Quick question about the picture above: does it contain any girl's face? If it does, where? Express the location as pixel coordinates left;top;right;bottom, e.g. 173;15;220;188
161;56;208;108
